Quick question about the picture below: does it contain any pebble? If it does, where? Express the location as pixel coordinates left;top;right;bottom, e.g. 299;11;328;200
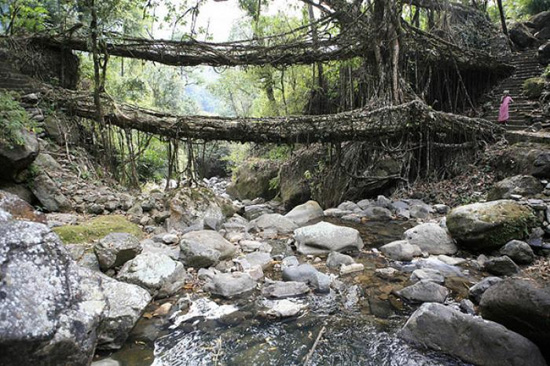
340;263;364;275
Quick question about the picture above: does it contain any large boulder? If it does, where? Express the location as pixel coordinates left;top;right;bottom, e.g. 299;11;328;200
487;142;550;179
94;233;142;271
284;200;324;226
487;175;542;200
480;279;550;360
509;22;538;49
539;42;550;65
279;147;323;209
446;200;537;251
294;221;363;255
500;240;535;264
179;230;237;268
166;186;232;232
30;172;71;212
483;256;520;276
0;129;39;181
117;252;187;298
250;213;298;234
226;159;279;200
0;220;103;366
530;11;550;31
399;302;546;366
0;189;45;223
403;223;457;255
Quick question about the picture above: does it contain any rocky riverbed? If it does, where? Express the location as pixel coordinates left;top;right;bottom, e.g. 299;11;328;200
1;174;550;366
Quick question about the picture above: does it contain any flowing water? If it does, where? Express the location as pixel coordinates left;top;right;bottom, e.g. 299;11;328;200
96;219;471;366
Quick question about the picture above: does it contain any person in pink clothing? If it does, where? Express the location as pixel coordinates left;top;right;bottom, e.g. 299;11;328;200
498;90;513;126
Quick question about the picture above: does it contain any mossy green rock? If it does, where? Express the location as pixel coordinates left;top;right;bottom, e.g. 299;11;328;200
226;159;279;200
446;200;537;251
53;215;142;244
523;77;545;99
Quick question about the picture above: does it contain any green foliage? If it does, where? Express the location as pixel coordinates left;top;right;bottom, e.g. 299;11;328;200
523;0;550;15
0;0;49;35
0;91;34;147
53;215;142;244
222;143;251;174
523;77;546;98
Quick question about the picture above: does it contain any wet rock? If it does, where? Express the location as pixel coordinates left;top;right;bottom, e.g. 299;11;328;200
117;252;187;298
97;275;151;350
396;280;448;303
249;213;298;234
262;280;310;298
0;189;45;223
31;173;71;212
0;221;103;366
499;240;535;264
282;263;331;293
284;200;324;226
294;221;363;255
179;230;237;268
0;129;39;180
410;268;445;284
488;175;543;200
447;200;537;251
399;302;546;366
380;240;422;261
375;267;400;280
469;277;503;304
262;299;307;318
480;279;550;361
414;258;463;277
403;223;457;255
363;206;392;220
205;272;256;298
484;256;520;276
326;251;355;268
94;233;142;271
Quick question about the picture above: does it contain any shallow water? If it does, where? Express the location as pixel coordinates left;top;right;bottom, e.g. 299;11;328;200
97;217;470;366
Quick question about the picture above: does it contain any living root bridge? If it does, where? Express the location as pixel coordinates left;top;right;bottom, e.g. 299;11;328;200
48;87;503;144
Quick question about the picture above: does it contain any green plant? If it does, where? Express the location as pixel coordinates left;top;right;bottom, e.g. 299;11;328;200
523;77;546;99
269;175;280;191
0;91;34;147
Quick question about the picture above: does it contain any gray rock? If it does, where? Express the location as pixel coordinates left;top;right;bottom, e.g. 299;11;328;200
281;256;299;270
249;213;298;234
0;129;39;180
284;200;324;226
356;199;373;210
480;279;550;361
500;240;535;264
117;252;187;298
337;201;361;211
262;299;307;318
0;221;103;366
31;173;71;212
469;277;503;304
510;22;538;48
88;203;105;215
294;221;363;255
484;256;520;276
414;258;464;277
262;280;310;298
459;299;476;315
446;200;536;251
141;239;179;260
167;187;227;231
404;223;457;255
488;175;543;200
399;302;546;366
375;267;400;280
363;206;392;220
97;275;151;350
396;280;448;303
282;263;331;293
162;233;179;244
437;254;466;266
94;233;142;271
433;204;450;214
205;272;256;298
380;240;422;261
179;230;237;268
326;251;355;268
410;204;430;219
241;252;272;270
323;208;352;217
376;195;393;209
410;268;445;284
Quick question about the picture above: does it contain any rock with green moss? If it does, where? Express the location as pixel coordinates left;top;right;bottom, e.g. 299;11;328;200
487;175;543;200
523;77;546;99
447;200;538;251
53;215;142;244
226;159;279;200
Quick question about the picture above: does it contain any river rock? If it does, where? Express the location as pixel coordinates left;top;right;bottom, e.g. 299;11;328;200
284;200;324;226
226;159;279;200
117;252;187;298
488;175;543;200
249;213;298;234
481;279;550;360
94;233;142;271
446;200;537;251
205;272;256;298
0;189;45;223
410;204;430;219
399;302;546;366
282;263;331;293
97;275;151;349
141;239;179;260
294;221;363;255
403;223;457;255
499;240;535;264
469;277;503;304
380;240;422;261
31;172;71;212
414;257;464;277
262;299;307;318
0;129;39;180
340;263;364;275
237;252;272;270
410;268;445;284
396;280;448;303
484;256;520;276
262;280;310;298
326;251;355;268
0;220;103;366
363;206;392;220
179;230;237;268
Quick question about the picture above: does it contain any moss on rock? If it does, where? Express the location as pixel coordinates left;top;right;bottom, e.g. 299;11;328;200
53;215;142;244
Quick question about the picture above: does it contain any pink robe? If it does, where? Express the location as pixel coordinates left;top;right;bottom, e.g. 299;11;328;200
498;96;513;122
